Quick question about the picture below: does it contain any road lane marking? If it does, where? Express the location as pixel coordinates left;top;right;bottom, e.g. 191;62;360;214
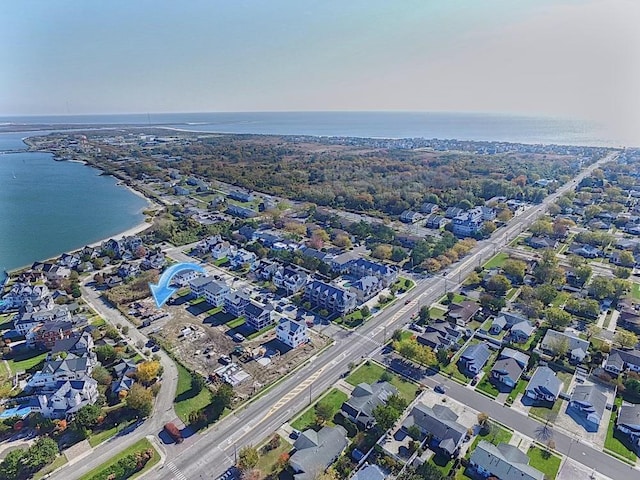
262;365;327;420
166;462;188;480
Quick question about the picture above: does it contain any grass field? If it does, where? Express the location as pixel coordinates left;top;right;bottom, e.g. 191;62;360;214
174;363;212;423
33;454;68;480
476;377;499;398
506;379;527;404
225;317;245;328
291;388;348;431
484;252;509;269
7;351;48;374
467;423;513;455
255;436;291;476
527;447;561;479
632;283;640;300
78;438;160;480
346;361;419;403
88;418;136;447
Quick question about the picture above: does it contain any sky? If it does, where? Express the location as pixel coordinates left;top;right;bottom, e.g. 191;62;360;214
1;0;638;137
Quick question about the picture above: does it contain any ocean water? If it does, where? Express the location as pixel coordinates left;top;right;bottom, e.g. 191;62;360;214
0;147;148;278
0;111;632;147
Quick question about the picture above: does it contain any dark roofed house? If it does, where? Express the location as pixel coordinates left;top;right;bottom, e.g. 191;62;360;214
470;441;544;480
616;403;640;453
498;347;529;368
402;403;466;457
509;321;536;344
569;384;607;428
491;358;524;389
447;301;480;326
527;236;558;250
605;349;640;376
416;321;462;351
525;366;562;402
340;382;398;429
458;342;491;375
289;425;348;480
540;330;590;363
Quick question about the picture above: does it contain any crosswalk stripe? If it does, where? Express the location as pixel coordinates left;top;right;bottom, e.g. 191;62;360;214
167;461;188;480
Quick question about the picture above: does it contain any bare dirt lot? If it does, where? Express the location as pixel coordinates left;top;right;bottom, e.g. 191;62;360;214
154;298;331;400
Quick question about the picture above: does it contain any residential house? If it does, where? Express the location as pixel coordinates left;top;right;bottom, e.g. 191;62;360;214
569;384;607;428
194;235;222;255
226;204;257;219
49;332;94;361
616;403;640;452
211;240;232;260
351;464;386;480
540;330;590;363
112;376;135;396
416;321;463;351
330;251;360;273
491;358;524;389
59;253;81;269
30;320;74;349
509;321;536;344
458;342;491;375
228;190;255;202
173;269;202;287
604;349;640;376
229;249;257;270
402;403;467;457
174;186;190;196
527;236;558;250
447;301;480;326
470;441;544;480
488;312;528;335
117;262;140;280
189;276;213;298
273;267;309;295
425;214;447;229
525;366;562;402
15;306;71;335
276;318;309;349
305;280;357;315
141;252;166;270
28;356;94;389
289;425;349;480
244;302;274;330
202;281;230;308
224;291;250;318
400;210;423;224
445;207;464;219
113;359;138;380
570;243;602;259
452;209;484;237
420;203;439;214
349;276;383;302
31;378;99;419
349;258;398;287
340;382;398;429
498;347;529;368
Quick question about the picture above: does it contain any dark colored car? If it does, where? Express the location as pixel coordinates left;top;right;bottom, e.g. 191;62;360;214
434;384;446;394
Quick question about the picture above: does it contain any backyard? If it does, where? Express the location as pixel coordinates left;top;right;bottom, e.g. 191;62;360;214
345;361;420;403
290;388;348;431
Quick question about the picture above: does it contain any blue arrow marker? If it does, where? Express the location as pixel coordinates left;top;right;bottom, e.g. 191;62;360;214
149;262;207;308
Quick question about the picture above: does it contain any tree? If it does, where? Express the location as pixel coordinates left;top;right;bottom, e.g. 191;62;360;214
617;250;636;268
574;265;592;286
372;244;393;260
191;373;206;393
479;293;506;312
237;445;259;471
463;271;481;286
545;307;572;329
0;449;25;480
333;234;352;249
415;462;447;480
615;329;639;349
126;384;154;417
530;219;553;236
95;344;118;364
535;284;558;306
360;305;370;318
92;365;113;386
372;404;398;431
502;259;526;284
74;404;102;430
552;218;574;238
419;305;431;323
23;437;59;471
135;360;161;385
586;324;602;340
547;337;570;358
241;469;262;480
477;412;490;433
614;266;631;279
315;402;334;425
391;246;408;262
436;348;450;365
533;250;564;285
589;276;615;300
485;274;511;296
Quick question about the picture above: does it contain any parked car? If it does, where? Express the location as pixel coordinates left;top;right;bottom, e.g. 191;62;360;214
164;422;183;443
434;384;446;394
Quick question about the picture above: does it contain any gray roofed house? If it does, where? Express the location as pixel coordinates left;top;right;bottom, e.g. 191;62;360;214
569;384;607;428
402;403;466;457
290;425;348;480
447;301;480;326
540;330;590;363
340;382;398;429
605;349;640;376
617;403;640;450
351;464;386;480
458;342;491;375
499;347;529;368
491;358;524;389
416;321;462;351
525;366;562;402
509;321;536;343
470;441;544;480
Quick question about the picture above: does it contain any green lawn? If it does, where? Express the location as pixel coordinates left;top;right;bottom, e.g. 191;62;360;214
255;436;291;475
247;323;276;340
604;397;638;462
7;351;48;374
0;313;15;330
506;379;527;404
442;361;471;384
476;377;499;399
78;438;160;480
632;283;640;300
90;316;106;327
174;363;213;423
88;419;136;447
468;423;513;455
527;447;561;479
429;306;448;320
484;252;509;269
529;398;563;423
505;287;520;301
346;361;419;403
291;388;348;431
225;317;246;328
33;454;68;480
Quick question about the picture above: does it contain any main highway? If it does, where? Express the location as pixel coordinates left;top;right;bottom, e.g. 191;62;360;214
51;151;621;479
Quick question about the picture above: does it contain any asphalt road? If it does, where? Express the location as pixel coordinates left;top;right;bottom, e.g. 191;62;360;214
144;152;619;480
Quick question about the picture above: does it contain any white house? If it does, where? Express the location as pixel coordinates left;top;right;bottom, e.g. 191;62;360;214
202;281;230;308
32;378;99;419
276;318;309;348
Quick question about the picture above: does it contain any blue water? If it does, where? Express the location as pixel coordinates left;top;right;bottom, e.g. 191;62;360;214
0;141;148;279
0;111;632;147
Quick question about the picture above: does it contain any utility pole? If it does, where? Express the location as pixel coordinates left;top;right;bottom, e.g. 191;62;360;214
309;383;312;405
